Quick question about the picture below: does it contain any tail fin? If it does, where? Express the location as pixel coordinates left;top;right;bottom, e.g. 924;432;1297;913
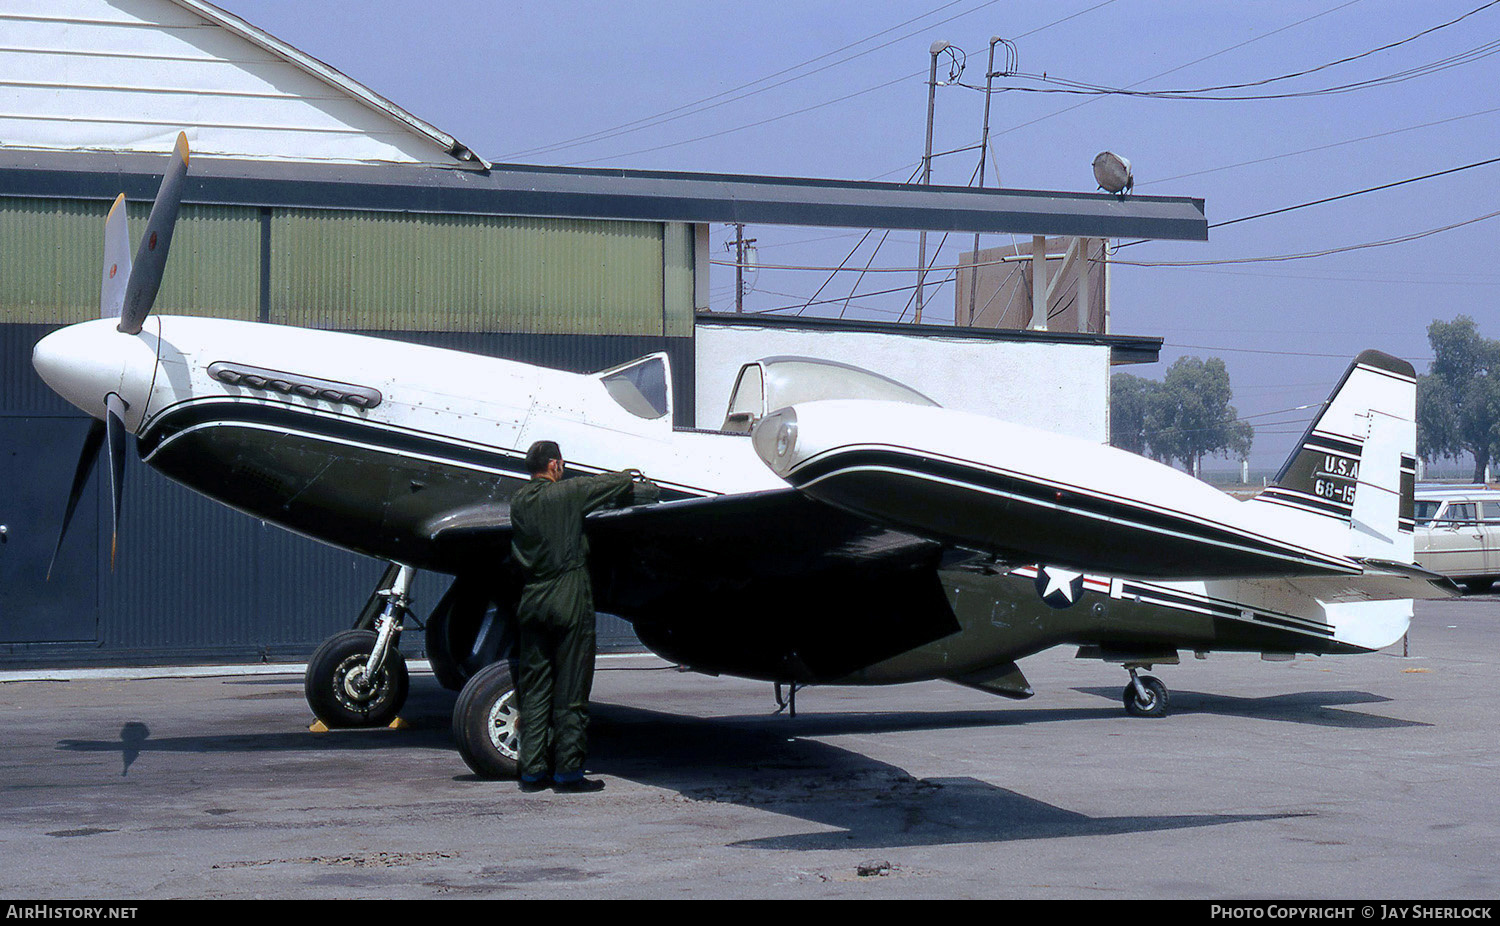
1251;350;1417;562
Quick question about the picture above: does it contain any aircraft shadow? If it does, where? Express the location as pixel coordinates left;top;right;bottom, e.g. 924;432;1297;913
54;680;461;772
1072;687;1431;729
587;703;1302;850
53;678;1322;849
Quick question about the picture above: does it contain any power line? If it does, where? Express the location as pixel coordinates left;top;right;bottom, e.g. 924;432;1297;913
989;2;1500;101
1112;157;1500;251
1141;105;1500;186
551;0;1124;166
1210;156;1500;230
497;0;1000;160
1122;266;1500;286
997;36;1500;101
991;0;1370;138
572;72;918;165
1113;207;1500;267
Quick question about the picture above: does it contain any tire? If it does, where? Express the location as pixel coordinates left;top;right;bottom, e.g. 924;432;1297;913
1461;578;1494;594
304;629;409;728
425;588;471;692
426;580;516;692
453;661;521;779
1123;675;1169;718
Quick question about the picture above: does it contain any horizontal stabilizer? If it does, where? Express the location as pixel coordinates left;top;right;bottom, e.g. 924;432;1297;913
1281;558;1459;604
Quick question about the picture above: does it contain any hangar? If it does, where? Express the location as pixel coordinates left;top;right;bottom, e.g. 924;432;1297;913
0;0;1204;666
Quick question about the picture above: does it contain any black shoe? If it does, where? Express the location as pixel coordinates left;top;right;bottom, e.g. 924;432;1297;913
552;777;606;793
518;777;551;793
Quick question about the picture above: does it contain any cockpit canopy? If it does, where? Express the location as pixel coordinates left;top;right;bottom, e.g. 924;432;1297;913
598;353;671;420
721;356;939;434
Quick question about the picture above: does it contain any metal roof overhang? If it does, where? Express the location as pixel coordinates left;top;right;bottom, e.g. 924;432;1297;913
0;150;1208;240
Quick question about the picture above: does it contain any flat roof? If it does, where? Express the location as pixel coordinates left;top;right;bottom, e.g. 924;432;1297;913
695;311;1163;365
0;149;1208;240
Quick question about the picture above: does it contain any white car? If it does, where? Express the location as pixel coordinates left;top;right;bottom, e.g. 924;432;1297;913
1413;485;1500;593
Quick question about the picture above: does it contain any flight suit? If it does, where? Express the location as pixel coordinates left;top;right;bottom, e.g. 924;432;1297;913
509;470;636;782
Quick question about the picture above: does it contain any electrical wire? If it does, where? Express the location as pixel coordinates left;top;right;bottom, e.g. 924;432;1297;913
1112;207;1500;266
1112;156;1500;251
995;36;1500;101
545;0;1125;166
498;0;999;160
991;0;1370;138
1211;156;1500;230
1141;105;1500;186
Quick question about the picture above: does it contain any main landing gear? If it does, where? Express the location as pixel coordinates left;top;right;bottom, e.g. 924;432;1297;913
305;563;414;728
1122;666;1169;718
452;661;521;780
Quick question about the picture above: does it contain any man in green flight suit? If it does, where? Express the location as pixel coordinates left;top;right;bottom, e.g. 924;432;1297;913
510;440;648;793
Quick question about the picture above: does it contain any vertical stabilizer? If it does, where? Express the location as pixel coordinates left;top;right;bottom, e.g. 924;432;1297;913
1251;351;1417;562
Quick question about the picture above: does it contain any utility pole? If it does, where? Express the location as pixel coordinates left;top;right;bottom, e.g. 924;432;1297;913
729;223;756;313
915;40;948;325
966;36;1009;326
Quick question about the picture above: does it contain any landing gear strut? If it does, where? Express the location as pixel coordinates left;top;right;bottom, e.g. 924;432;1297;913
304;563;416;728
1122;667;1169;718
774;682;802;717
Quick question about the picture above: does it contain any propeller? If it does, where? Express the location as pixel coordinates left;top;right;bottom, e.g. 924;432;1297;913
47;132;189;577
120;132;188;335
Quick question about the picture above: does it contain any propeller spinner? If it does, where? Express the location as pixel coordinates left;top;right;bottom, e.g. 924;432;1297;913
34;132;190;574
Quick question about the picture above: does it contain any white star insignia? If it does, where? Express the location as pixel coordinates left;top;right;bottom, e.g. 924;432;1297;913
1040;567;1083;603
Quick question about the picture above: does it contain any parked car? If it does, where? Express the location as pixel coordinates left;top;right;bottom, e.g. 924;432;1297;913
1413;484;1500;593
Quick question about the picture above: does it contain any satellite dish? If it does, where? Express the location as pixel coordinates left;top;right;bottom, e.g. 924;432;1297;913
1092;151;1133;196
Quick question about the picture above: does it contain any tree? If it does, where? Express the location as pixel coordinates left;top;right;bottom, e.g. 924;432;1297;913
1108;371;1153;456
1417;316;1500;483
1110;356;1252;476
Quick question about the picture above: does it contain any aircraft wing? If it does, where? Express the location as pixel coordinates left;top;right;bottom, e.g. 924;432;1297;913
427;489;962;680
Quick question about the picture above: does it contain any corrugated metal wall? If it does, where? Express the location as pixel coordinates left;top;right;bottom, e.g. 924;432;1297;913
0;198;260;323
270;210;670;335
0;195;696;665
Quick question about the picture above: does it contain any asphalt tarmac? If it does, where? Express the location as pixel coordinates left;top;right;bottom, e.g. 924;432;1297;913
0;595;1496;900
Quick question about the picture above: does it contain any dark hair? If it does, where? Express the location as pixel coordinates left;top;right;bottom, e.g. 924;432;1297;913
525;440;562;475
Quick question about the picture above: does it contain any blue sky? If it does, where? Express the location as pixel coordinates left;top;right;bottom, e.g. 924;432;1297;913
212;0;1500;470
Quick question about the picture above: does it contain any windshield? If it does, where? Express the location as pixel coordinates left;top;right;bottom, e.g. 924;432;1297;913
599;355;669;420
1414;500;1441;525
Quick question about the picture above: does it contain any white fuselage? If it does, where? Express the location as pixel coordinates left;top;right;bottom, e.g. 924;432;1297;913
33;316;782;568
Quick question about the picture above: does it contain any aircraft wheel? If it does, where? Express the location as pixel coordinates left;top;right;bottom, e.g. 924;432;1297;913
304;630;409;728
453;661;521;779
1123;675;1169;718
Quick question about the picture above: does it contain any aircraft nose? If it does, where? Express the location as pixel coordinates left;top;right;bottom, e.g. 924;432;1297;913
32;318;157;430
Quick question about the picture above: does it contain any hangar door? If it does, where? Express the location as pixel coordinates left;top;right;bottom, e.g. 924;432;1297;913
0;417;98;644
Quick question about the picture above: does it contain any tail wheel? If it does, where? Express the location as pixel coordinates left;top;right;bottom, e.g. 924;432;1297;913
1123;675;1169;718
453;661;521;779
305;629;409;728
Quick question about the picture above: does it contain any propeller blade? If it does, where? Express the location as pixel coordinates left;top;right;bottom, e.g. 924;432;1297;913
47;419;106;581
105;393;128;570
118;132;189;336
99;193;131;320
